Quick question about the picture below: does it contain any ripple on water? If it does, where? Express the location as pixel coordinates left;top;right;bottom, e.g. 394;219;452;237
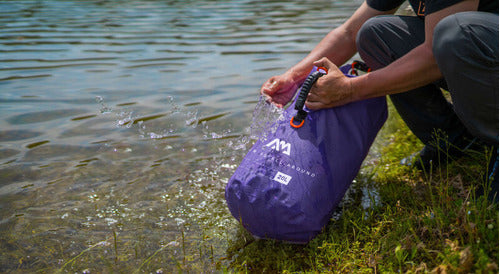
0;130;42;142
22;144;100;162
7;109;87;125
0;149;20;159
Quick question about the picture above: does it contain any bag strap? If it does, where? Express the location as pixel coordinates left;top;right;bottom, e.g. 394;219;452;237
350;60;371;75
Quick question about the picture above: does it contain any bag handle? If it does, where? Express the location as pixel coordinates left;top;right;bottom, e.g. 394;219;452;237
290;67;327;128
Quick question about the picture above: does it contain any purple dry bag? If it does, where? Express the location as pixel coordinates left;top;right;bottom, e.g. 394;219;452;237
225;63;387;243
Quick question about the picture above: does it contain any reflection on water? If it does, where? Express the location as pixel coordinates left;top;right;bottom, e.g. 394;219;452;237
0;0;360;272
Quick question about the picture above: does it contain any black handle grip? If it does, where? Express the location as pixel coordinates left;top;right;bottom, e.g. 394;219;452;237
294;71;324;111
290;71;324;128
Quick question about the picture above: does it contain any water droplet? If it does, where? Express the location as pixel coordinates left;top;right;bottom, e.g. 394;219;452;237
175;218;185;226
96;96;112;114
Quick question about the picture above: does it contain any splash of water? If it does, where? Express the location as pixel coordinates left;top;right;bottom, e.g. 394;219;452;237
96;95;198;140
95;96;113;114
92;94;291;240
248;95;284;141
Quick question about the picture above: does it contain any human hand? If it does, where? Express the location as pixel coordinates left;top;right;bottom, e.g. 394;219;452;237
305;57;353;110
260;73;300;108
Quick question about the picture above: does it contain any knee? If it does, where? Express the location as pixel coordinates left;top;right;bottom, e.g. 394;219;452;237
434;11;499;77
432;14;461;65
433;12;499;66
356;17;389;69
356;16;424;69
356;17;383;58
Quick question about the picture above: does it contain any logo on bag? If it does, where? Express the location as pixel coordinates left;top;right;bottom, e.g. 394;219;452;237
273;171;292;185
265;138;291;156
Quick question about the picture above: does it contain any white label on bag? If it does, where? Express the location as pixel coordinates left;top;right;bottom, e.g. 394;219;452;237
273;171;292;185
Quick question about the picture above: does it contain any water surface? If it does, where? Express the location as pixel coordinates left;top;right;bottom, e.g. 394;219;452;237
0;0;362;271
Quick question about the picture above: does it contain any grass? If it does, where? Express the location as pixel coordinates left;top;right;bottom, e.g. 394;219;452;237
226;104;499;273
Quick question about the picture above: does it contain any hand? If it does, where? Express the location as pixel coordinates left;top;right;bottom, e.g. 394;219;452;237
305;57;353;110
260;73;300;108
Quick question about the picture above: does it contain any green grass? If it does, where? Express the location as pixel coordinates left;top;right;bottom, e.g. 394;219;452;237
226;105;499;273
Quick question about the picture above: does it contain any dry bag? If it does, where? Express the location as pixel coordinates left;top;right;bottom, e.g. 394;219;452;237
225;63;387;243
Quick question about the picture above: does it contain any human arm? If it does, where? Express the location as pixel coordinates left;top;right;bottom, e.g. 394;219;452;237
260;2;398;107
305;0;480;110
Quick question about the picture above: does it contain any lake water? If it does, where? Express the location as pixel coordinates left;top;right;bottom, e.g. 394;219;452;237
0;0;364;272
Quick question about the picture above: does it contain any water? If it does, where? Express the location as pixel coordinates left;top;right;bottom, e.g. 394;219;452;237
0;0;363;272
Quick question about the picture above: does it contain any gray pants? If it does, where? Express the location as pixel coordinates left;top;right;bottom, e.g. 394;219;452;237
356;12;499;146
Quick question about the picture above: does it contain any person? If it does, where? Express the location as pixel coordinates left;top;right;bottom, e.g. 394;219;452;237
260;0;498;201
